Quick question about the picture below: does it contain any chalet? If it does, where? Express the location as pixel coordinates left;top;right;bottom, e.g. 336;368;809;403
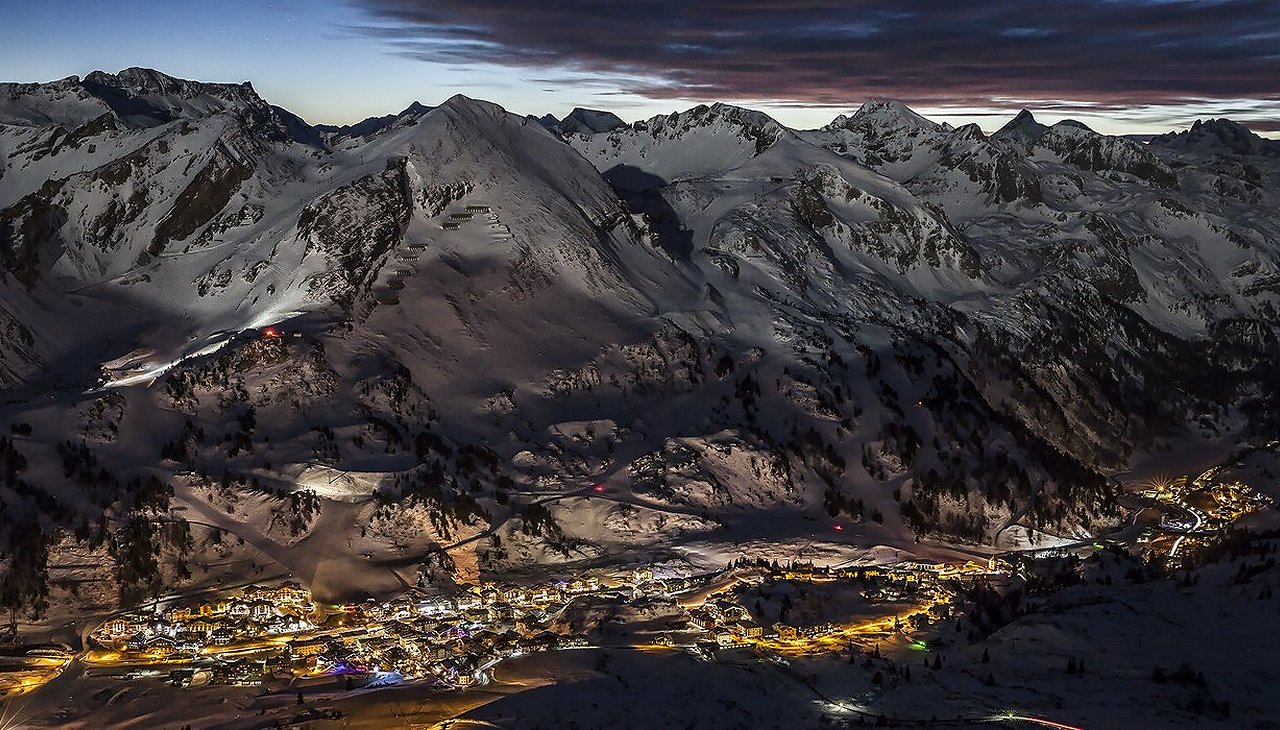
264;655;293;677
687;610;717;632
249;601;278;622
166;606;194;622
715;630;744;647
420;644;449;662
441;221;461;230
175;636;203;654
210;660;261;686
416;597;455;616
267;616;310;634
565;577;600;594
775;623;798;640
125;634;151;650
210;628;236;646
736;621;763;639
386;279;405;290
465;205;491;213
274;581;310;604
292;638;328;657
169;668;195;688
242;585;272;602
521;631;559;653
556;635;589;650
377;294;401;305
146;635;177;655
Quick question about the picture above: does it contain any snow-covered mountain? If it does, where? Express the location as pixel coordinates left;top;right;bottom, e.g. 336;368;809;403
539;107;626;136
2;70;1279;615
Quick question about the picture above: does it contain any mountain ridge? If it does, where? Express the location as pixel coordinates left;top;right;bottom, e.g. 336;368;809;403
1;66;1279;618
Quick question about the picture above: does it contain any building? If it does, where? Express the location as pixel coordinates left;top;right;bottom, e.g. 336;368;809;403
715;631;745;647
292;638;328;657
175;636;203;654
166;606;193;623
566;577;600;594
249;601;279;622
688;610;717;631
242;585;272;602
273;581;310;604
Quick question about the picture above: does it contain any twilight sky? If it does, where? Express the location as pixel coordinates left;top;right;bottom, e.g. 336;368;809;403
3;0;1278;135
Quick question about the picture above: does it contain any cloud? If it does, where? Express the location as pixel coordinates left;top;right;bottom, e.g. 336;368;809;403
348;0;1280;118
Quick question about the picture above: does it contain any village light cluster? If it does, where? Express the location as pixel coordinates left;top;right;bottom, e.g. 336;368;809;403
80;561;1000;691
1133;468;1270;560
8;466;1265;704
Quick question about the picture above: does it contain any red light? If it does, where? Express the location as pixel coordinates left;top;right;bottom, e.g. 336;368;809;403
263;326;280;338
833;524;844;531
593;485;606;493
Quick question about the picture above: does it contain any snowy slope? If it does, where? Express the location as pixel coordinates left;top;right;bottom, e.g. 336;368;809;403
1;70;1279;626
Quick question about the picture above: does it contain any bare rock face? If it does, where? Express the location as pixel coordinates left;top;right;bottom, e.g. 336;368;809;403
298;158;411;307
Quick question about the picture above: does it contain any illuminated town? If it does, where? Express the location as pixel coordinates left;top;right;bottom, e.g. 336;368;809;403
74;560;981;692
0;464;1264;712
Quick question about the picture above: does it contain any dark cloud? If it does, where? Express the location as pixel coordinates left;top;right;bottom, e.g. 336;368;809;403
349;0;1280;112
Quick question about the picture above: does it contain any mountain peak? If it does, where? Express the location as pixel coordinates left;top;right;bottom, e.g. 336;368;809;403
435;94;512;124
845;99;939;131
560;107;625;135
1153;117;1277;155
318;101;433;140
630;103;790;144
84;67;258;103
77;66;286;134
402;101;432;116
440;93;496;109
993;108;1050;144
1054;118;1095;132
